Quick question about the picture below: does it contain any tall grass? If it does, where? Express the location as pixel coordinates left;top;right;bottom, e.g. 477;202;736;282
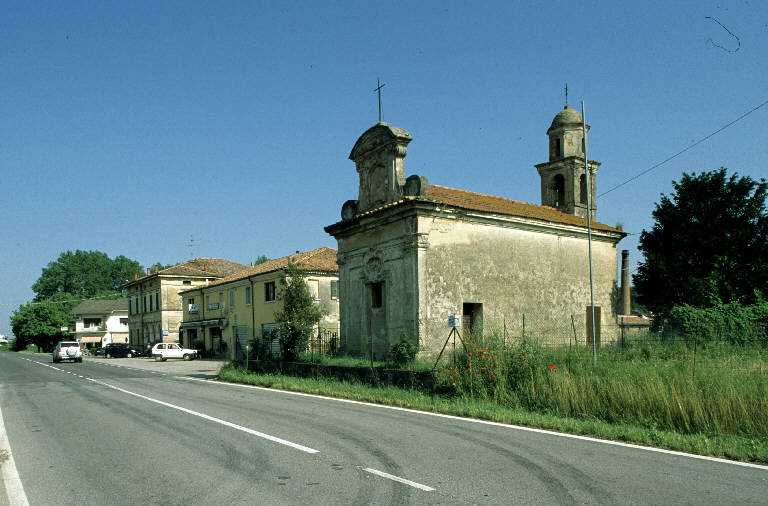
443;333;768;439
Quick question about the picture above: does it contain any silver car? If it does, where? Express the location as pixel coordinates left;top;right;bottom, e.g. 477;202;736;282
53;341;83;363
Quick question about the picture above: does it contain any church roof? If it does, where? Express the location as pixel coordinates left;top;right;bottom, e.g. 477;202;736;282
547;105;585;134
196;247;338;290
424;185;621;233
344;185;622;234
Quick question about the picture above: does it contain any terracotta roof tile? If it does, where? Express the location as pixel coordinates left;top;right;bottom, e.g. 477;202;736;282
203;247;338;288
350;185;621;233
158;258;248;277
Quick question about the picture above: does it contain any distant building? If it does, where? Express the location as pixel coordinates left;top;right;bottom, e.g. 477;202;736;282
122;258;248;347
70;299;129;348
325;106;626;358
179;248;339;359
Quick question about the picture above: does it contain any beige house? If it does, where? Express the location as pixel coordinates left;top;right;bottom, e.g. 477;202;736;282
178;247;339;360
325;106;626;358
70;299;129;349
122;258;248;348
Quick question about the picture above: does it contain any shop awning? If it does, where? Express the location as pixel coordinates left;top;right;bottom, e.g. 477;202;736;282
179;319;222;329
79;335;104;343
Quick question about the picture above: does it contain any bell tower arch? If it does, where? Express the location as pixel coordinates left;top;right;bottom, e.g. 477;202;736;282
535;105;600;219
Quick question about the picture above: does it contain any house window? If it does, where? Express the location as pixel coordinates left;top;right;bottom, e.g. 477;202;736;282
149;295;153;312
135;297;139;314
370;282;383;309
183;280;191;285
128;299;132;315
580;174;588;205
229;289;235;307
155;292;160;311
330;280;339;299
188;298;195;305
84;318;101;328
265;282;276;302
206;295;210;305
143;296;147;313
245;286;252;305
120;318;128;326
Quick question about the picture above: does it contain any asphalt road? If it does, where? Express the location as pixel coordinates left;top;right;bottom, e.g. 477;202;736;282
1;352;766;505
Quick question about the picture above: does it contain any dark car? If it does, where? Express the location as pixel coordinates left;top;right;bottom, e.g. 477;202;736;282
104;343;142;358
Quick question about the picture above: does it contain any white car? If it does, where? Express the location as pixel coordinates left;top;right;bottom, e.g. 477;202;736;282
151;342;198;361
53;341;83;363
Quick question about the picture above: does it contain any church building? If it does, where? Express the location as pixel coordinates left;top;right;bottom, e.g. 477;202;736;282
325;105;626;358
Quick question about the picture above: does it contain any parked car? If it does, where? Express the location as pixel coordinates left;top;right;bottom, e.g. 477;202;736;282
93;347;106;357
151;342;198;361
53;341;83;363
104;343;142;358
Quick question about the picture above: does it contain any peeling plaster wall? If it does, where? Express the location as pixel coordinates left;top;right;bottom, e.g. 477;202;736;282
417;215;620;352
336;217;419;357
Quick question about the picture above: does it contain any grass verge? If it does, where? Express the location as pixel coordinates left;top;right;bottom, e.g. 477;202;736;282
218;362;768;465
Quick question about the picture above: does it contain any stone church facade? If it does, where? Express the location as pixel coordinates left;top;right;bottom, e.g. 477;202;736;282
325;106;626;358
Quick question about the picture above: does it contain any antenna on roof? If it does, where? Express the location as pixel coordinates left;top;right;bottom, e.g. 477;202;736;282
187;234;195;259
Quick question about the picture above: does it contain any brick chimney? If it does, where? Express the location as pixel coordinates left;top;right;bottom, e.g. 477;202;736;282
147;267;151;276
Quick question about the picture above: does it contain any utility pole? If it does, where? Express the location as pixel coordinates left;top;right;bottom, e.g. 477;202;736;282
582;101;597;366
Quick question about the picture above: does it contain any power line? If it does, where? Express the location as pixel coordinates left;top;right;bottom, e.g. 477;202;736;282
599;97;768;197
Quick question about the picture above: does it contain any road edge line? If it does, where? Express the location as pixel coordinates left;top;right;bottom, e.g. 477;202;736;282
0;401;30;506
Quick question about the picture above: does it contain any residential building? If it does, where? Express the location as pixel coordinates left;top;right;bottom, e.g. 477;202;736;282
122;258;248;348
70;299;129;349
179;247;339;359
325;106;626;358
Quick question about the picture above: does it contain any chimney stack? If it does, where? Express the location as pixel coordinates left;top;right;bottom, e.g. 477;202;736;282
147;267;151;276
154;264;159;273
134;273;138;280
621;250;631;315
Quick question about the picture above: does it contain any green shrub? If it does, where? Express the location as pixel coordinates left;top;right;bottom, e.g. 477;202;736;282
667;301;768;345
390;334;417;368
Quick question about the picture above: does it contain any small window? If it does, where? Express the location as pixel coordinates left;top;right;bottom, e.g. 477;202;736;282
330;280;339;299
183;280;192;285
155;292;159;310
245;286;252;305
120;318;128;325
371;282;383;309
265;282;276;302
229;289;235;307
188;298;195;305
149;295;153;312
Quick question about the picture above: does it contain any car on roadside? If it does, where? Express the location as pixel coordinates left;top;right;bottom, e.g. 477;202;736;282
104;343;142;358
151;342;198;361
53;341;83;363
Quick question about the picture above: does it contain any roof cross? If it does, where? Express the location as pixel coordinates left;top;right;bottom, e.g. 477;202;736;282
565;83;568;107
373;77;386;123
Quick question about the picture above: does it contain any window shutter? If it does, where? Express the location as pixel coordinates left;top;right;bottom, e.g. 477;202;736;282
331;280;339;298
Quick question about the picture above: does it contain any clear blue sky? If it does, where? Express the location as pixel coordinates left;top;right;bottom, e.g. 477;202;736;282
2;1;767;337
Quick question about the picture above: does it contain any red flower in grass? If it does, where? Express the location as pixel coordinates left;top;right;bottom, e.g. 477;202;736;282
548;364;558;371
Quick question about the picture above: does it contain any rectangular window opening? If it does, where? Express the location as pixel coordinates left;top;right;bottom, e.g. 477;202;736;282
370;282;384;309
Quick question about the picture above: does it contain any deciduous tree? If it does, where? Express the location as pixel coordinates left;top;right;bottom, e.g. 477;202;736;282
274;262;323;361
10;293;78;352
634;168;768;314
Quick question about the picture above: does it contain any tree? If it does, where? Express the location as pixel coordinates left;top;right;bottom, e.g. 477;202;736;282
31;250;141;300
274;262;324;361
254;255;269;265
634;168;768;314
10;293;78;352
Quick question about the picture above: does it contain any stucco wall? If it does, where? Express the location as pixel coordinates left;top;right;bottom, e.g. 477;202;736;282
417;215;620;352
336;217;419;357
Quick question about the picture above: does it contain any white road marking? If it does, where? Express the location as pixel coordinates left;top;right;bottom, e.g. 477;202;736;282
85;378;318;454
363;467;434;491
0;401;30;506
197;378;768;471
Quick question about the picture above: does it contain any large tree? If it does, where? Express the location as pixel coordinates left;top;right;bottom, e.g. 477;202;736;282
10;293;78;352
634;168;768;314
31;250;142;300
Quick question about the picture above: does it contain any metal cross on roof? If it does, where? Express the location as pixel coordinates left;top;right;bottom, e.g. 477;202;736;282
373;77;386;123
565;83;568;106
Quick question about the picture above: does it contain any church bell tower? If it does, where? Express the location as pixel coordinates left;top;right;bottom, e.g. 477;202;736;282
535;105;599;219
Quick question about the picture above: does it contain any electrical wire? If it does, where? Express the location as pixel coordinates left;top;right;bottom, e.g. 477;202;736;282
599;97;768;197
